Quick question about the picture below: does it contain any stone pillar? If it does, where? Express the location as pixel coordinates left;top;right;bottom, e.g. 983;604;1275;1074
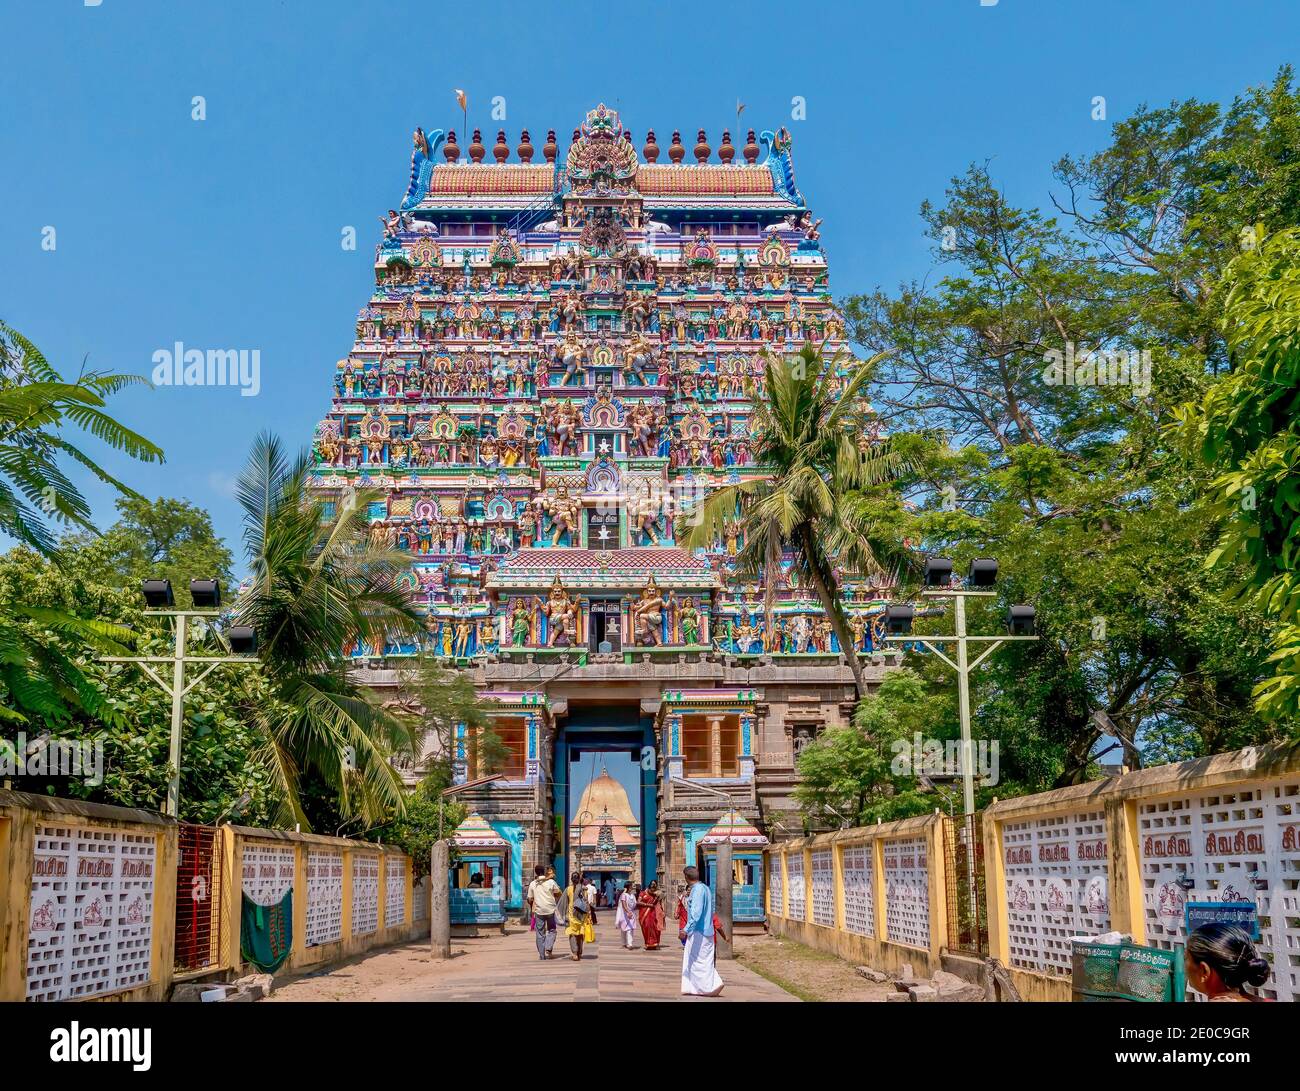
708;715;723;777
430;839;451;959
715;840;734;960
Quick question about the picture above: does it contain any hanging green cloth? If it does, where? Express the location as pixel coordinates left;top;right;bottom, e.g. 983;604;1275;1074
240;891;293;972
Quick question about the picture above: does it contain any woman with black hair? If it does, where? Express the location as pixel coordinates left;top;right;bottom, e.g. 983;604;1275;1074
1185;923;1272;1001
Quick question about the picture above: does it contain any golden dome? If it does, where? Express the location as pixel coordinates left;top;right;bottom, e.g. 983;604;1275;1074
573;767;638;828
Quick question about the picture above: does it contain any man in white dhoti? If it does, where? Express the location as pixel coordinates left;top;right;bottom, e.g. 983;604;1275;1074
679;866;724;996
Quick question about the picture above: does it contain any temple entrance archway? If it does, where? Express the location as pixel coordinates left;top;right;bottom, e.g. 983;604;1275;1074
551;702;656;889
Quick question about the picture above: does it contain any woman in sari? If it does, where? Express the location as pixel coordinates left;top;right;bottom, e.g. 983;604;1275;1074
637;880;663;950
616;881;639;949
566;870;594;961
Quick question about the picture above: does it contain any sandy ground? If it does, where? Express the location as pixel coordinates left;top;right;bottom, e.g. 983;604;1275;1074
261;940;459;1002
734;931;899;1001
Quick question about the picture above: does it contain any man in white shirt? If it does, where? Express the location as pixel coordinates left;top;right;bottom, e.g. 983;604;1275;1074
584;876;600;925
526;864;562;961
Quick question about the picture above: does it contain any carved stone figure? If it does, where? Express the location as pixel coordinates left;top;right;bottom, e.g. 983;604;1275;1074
632;575;664;646
541;576;577;646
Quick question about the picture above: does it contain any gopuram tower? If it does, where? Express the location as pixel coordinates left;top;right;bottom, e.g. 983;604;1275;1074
308;105;898;905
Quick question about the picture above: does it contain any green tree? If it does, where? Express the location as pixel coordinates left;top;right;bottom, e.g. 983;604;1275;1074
0;324;165;726
0;322;163;556
841;71;1299;780
233;432;425;829
0;544;281;825
64;497;234;609
794;669;953;826
365;780;466;879
1186;227;1300;722
390;655;497;788
683;343;909;696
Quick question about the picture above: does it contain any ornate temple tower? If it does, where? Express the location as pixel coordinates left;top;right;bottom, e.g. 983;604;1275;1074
309;105;899;908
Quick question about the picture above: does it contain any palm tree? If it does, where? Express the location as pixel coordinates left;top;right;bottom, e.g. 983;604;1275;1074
682;344;909;697
0;322;163;556
0;323;161;725
234;432;426;829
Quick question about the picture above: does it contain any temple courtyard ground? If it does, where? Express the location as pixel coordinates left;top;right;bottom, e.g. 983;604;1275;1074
264;917;892;1002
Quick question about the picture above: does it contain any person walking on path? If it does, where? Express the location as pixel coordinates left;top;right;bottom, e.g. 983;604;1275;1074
585;874;599;925
526;864;562;961
615;881;639;950
637;880;663;950
566;870;594;961
679;866;723;996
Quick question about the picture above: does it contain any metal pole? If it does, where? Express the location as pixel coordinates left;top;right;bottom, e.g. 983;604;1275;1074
952;595;978;936
954;595;974;817
165;613;187;817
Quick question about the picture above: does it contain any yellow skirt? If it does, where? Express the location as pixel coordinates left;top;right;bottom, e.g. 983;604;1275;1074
566;914;594;942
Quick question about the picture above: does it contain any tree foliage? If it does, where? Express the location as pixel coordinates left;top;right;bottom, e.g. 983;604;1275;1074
232;431;426;830
0;322;163;557
1186;227;1300;719
839;68;1299;787
682;343;910;695
794;669;955;826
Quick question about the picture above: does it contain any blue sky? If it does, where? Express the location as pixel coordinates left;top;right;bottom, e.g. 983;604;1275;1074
2;0;1297;569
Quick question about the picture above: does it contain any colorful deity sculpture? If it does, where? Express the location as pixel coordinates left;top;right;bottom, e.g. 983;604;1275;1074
541;576;577;647
679;597;701;646
632;575;665;646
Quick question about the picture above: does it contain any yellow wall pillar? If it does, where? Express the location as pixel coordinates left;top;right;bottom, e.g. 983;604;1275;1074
340;846;354;944
926;817;948;960
832;842;846;930
0;812;32;1001
802;846;813;920
218;826;240;971
983;812;1010;964
1107;797;1146;943
871;833;887;941
291;842;308;967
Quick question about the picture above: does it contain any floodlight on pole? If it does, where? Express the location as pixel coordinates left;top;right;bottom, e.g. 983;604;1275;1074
189;579;222;608
1007;604;1036;636
99;576;261;817
923;556;953;587
140;579;174;608
882;562;1039;818
883;563;1038;940
884;604;914;634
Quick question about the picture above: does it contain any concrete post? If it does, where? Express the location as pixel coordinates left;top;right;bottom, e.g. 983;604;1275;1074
715;840;734;960
430;839;451;959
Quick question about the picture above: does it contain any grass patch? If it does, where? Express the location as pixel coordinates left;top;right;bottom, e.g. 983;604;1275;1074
735;952;822;1002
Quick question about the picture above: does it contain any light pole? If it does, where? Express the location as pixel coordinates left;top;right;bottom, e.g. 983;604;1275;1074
882;558;1037;950
100;578;259;818
882;557;1038;817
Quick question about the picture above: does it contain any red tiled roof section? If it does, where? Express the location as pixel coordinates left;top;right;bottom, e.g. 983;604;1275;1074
426;164;556;195
636;165;775;196
501;547;712;573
